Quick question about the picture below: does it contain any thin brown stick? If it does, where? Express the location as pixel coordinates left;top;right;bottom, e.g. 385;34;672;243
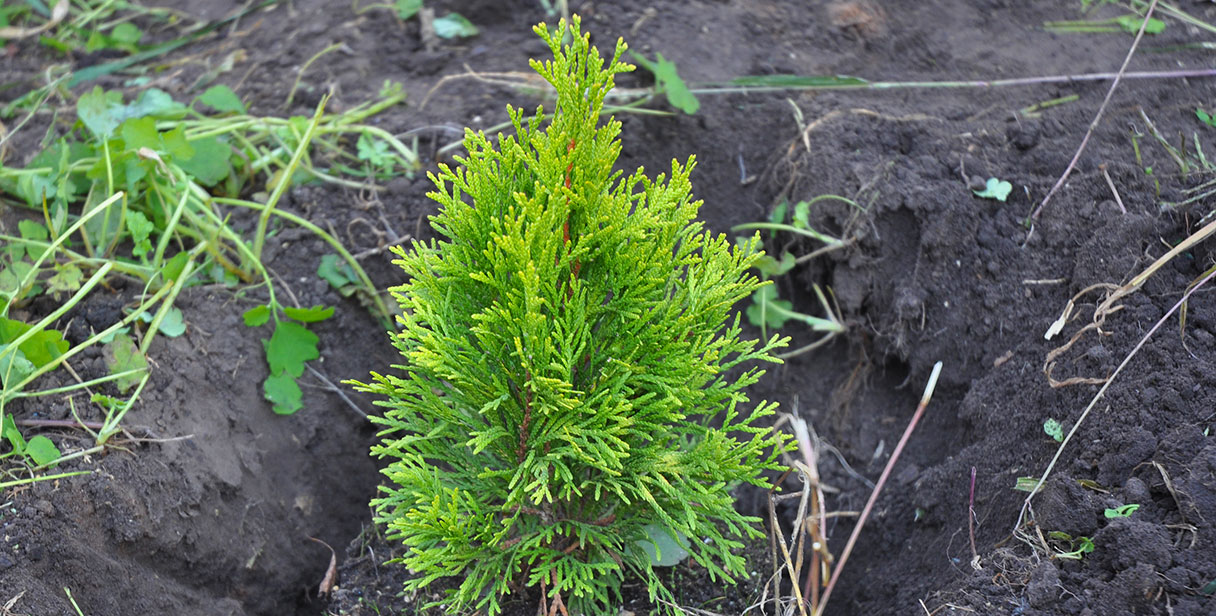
1029;0;1159;221
815;362;942;616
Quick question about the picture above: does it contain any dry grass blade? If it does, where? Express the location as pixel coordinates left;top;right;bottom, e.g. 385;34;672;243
0;0;67;39
1044;214;1216;386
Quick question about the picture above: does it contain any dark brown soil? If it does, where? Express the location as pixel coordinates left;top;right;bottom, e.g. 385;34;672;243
3;1;1216;615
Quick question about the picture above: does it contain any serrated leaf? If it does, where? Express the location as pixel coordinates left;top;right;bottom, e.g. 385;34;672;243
357;132;392;167
103;332;147;393
243;305;271;327
126;210;154;258
25;435;60;466
432;13;479;39
264;371;303;415
283;304;335;323
264;320;318;378
197;84;246;114
637;524;691;567
46;262;83;296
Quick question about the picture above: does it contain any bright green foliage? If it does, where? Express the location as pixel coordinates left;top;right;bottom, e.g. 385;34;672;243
351;17;789;616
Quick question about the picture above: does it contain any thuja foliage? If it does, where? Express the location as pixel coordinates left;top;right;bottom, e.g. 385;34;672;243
351;17;790;616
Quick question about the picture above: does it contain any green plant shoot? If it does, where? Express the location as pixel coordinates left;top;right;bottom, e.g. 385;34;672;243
351;16;789;616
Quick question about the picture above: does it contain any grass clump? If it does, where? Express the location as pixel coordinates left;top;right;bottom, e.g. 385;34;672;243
351;16;790;616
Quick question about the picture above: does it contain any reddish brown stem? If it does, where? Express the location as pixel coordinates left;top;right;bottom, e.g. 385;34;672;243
516;373;533;463
815;362;942;616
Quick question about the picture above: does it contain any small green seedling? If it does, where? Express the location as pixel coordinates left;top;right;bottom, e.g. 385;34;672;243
1197;108;1216;129
1104;503;1140;518
243;302;334;415
973;177;1012;202
1048;531;1094;560
631;51;700;114
1043;417;1064;442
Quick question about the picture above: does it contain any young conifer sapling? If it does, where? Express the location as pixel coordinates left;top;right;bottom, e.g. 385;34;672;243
351;16;790;616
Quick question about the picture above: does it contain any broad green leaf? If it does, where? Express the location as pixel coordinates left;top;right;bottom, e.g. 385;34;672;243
432;13;479;39
793;201;811;230
395;0;422;19
264;320;318;378
243;305;271;327
317;254;356;291
161;251;189;282
637;524;690;567
178;136;232;186
119;116;160;150
138;306;186;337
745;286;793;330
0;345;35;390
78;87;186;139
283;304;335;323
264;371;303;415
17;219;49;260
24;435;60;466
103;332;147;393
973;177;1012;202
110;23;143;46
755;251;796;277
197;84;246;114
768;202;788;225
77;87;126;139
0;319;69;369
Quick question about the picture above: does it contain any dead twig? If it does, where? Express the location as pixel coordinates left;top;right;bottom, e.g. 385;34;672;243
815;362;943;616
306;536;338;598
